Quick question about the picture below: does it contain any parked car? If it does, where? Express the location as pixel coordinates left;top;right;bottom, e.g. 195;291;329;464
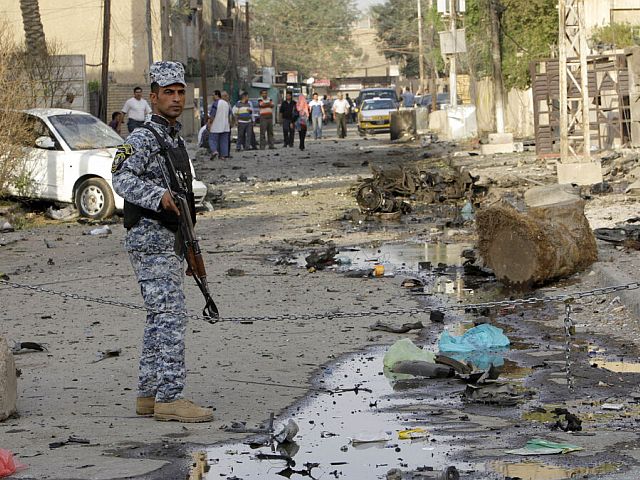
7;108;207;220
357;98;398;135
416;93;462;112
354;88;399;113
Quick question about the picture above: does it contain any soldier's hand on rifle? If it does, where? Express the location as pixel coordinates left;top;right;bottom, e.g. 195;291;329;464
161;190;180;216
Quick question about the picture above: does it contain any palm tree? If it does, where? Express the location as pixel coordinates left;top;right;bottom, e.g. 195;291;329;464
19;0;47;56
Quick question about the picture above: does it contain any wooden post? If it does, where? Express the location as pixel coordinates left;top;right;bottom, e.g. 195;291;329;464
578;0;590;159
558;0;568;160
100;0;111;123
417;0;426;94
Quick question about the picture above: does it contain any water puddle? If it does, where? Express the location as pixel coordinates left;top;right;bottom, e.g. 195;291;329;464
295;241;473;275
588;344;640;373
486;460;617;479
204;347;475;478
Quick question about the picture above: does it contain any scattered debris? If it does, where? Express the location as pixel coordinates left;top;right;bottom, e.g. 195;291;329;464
11;341;47;354
45;205;77;221
349;432;392;445
226;268;246;277
550;408;582;432
391;360;454;378
48;436;90;449
83;225;112;236
601;403;624;411
93;349;121;363
273;419;299;444
369;320;424;334
464;382;527;406
505;438;583;456
398;427;428;440
0;222;14;233
305;245;337;271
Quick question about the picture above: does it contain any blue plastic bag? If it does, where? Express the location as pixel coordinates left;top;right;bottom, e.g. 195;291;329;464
438;324;510;353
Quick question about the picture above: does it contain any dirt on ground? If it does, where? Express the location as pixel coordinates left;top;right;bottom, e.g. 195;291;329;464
1;124;640;479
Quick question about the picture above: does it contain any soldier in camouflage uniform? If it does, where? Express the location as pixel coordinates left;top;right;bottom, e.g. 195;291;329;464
112;61;213;423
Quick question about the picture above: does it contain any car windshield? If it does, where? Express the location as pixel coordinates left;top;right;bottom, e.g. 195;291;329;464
48;114;123;150
362;100;395;111
362;91;395;102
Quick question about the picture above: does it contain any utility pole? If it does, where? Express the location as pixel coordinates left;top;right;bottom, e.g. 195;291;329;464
146;0;153;67
448;0;457;107
557;0;599;183
488;0;505;133
161;0;171;59
100;0;111;122
417;0;426;94
245;0;251;83
197;0;208;123
271;25;277;73
427;0;437;112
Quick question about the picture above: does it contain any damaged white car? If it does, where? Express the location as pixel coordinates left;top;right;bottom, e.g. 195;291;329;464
7;108;207;219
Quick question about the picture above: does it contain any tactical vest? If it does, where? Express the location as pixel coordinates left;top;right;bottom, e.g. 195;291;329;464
123;126;195;231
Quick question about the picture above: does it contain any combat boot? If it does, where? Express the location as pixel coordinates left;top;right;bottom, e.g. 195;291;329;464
136;396;155;415
154;399;213;423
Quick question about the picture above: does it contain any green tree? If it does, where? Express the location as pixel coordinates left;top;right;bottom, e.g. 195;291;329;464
590;22;639;50
499;0;558;89
252;0;359;78
371;0;444;78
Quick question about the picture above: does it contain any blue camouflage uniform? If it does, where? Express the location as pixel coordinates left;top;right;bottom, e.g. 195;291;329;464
111;61;189;403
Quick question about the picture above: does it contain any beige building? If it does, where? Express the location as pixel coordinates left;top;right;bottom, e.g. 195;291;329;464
584;0;640;33
3;0;164;84
335;16;400;95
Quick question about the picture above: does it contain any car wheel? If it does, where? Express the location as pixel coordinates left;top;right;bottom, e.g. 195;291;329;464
75;178;115;220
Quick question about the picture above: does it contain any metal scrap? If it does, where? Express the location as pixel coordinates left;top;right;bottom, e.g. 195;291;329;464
355;165;478;214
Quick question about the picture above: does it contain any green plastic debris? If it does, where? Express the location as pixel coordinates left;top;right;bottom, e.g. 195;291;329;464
383;338;435;370
506;438;583;456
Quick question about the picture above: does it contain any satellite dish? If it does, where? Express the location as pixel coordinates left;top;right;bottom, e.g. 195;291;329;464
306;77;315;85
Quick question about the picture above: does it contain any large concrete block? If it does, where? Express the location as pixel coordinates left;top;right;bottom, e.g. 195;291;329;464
480;142;515;155
557;162;603;186
0;336;17;421
488;132;514;144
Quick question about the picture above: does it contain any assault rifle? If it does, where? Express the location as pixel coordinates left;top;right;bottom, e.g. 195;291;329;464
145;127;219;322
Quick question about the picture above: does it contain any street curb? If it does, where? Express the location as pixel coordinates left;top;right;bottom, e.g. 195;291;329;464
591;262;640;318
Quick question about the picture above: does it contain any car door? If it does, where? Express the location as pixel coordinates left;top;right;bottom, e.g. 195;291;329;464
17;114;65;200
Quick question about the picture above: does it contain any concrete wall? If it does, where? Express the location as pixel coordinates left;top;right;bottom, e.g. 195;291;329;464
473;77;534;138
627;47;640;147
584;0;640;33
3;0;164;84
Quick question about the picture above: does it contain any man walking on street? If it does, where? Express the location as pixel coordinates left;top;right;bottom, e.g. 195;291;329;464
309;93;325;140
279;91;296;147
401;86;415;108
122;86;152;133
233;91;254;151
332;93;350;138
258;89;275;149
112;61;213;423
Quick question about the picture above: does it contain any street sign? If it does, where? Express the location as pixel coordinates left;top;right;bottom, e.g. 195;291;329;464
438;29;467;54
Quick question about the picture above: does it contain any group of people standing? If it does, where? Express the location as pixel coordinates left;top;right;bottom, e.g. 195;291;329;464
198;89;354;157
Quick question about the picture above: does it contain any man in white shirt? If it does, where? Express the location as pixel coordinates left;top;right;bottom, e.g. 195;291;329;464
207;90;231;159
332;93;350;138
121;86;152;133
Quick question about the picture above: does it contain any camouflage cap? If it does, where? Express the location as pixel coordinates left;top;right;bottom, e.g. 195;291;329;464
149;61;186;87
